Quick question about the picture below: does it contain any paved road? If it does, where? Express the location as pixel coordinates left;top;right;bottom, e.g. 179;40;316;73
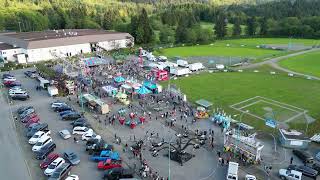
0;88;32;180
236;48;320;80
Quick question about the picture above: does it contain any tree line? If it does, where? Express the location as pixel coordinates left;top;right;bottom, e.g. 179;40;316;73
0;0;320;46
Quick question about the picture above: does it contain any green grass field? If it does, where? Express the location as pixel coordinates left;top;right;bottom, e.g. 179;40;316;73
163;70;320;134
155;38;320;58
279;50;320;78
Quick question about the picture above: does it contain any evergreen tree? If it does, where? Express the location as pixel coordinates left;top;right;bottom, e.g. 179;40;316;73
175;18;188;43
214;12;227;38
232;18;242;36
260;17;268;35
246;16;258;36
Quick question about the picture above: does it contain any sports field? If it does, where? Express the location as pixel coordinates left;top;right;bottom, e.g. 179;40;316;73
164;71;320;134
155;38;320;58
279;50;320;78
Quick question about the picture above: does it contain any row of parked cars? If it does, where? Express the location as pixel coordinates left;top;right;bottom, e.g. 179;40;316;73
51;101;135;180
279;149;320;180
17;106;79;180
2;73;30;100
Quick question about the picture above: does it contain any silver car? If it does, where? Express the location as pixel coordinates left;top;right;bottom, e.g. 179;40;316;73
59;130;71;139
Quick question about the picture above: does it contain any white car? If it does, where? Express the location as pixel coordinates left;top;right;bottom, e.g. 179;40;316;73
4;77;16;81
279;169;302;180
32;136;52;152
245;174;256;180
82;132;101;141
51;102;67;108
65;175;79;180
28;130;51;145
44;157;65;176
72;126;93;135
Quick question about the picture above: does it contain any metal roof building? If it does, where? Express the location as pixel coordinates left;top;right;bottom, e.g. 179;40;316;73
0;29;134;63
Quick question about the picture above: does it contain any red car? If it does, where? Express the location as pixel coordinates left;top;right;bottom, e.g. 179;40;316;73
21;113;37;123
97;159;122;170
25;116;40;127
3;80;15;85
40;153;59;169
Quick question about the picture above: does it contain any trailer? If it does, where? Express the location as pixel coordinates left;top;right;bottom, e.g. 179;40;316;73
170;67;191;76
37;77;50;89
47;86;58;96
226;162;238;180
188;63;204;71
177;59;188;67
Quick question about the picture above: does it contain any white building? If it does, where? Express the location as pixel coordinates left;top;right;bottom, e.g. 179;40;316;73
0;29;134;63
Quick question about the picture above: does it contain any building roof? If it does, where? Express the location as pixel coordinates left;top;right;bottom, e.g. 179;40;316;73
0;29;133;49
0;43;19;50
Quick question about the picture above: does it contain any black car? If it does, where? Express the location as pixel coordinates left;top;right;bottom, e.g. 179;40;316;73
86;143;113;155
310;162;320;173
48;163;72;180
70;118;87;125
17;106;33;114
27;123;48;137
55;106;73;112
293;149;314;164
11;94;30;101
62;113;81;121
2;73;14;79
24;70;37;77
103;167;134;180
34;142;56;160
288;164;318;179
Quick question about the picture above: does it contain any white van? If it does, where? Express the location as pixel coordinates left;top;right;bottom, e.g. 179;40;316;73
226;162;238;180
32;135;52;152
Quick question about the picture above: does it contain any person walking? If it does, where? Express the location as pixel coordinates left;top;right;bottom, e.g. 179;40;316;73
290;157;293;164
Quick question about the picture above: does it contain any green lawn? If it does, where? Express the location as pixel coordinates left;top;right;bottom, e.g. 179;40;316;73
163;71;320;135
279;50;320;78
156;43;281;58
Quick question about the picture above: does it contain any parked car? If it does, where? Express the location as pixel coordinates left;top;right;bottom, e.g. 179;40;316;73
82;132;101;141
6;81;21;87
293;149;314;164
97;159;122;170
17;106;33;114
3;76;16;81
11;94;29;101
310;162;320;173
21;113;37;123
245;174;256;180
70;118;87;125
32;136;53;152
27;123;48;138
51;102;68;108
72;127;93;135
25;116;40;127
35;142;56;160
59;110;75;117
54;106;72;112
279;169;302;180
2;73;14;79
44;157;65;176
59;130;71;139
65;175;79;180
63;151;80;165
24;70;37;78
28;130;51;145
20;108;35;119
27;122;40;129
48;163;72;180
287;164;318;179
87;143;113;154
61;113;81;121
40;153;60;169
103;167;134;180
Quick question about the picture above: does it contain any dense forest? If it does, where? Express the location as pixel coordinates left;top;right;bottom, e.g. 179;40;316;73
0;0;320;45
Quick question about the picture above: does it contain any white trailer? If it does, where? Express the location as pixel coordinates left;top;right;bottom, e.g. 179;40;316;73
146;53;157;61
226;162;238;180
188;63;204;71
177;59;188;67
170;67;190;76
48;86;58;96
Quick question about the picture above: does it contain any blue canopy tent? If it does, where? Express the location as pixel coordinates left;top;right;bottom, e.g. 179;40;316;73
136;86;151;95
143;81;157;90
114;76;125;83
82;57;109;67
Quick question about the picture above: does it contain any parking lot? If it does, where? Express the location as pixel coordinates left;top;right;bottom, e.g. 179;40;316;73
6;70;100;180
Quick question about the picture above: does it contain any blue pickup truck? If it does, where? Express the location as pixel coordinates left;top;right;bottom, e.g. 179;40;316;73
90;150;120;162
